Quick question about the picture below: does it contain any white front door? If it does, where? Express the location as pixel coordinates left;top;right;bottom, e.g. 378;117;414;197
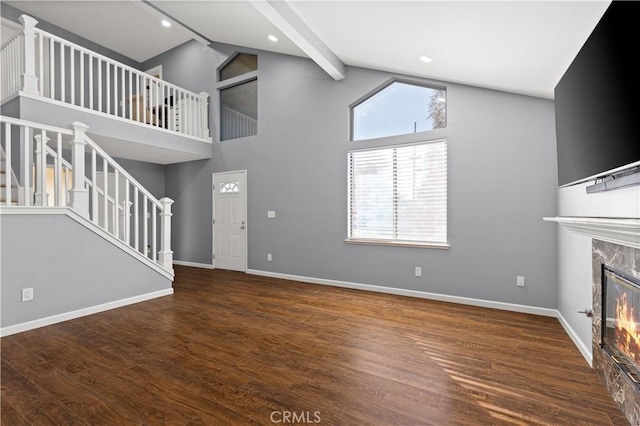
213;171;247;271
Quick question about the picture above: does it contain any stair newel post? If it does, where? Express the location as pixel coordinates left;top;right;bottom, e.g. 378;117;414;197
158;197;174;271
69;121;90;218
34;132;49;206
18;15;40;96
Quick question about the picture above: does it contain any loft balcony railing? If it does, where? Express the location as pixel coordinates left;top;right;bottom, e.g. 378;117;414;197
1;15;210;141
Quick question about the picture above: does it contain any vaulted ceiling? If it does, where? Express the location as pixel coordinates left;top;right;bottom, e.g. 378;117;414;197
4;1;611;99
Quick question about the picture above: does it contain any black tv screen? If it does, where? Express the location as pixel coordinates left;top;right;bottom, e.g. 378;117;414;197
554;1;640;186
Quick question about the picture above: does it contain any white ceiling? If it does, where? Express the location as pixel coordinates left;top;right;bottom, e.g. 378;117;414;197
4;0;610;99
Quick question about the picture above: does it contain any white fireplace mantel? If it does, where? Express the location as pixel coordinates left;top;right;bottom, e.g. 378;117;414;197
544;216;640;249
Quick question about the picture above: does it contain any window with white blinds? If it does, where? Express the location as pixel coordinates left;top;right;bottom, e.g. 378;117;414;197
348;140;448;247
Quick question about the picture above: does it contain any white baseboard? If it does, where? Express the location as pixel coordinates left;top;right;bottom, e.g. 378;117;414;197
0;288;174;337
246;269;558;317
173;260;214;269
556;310;593;367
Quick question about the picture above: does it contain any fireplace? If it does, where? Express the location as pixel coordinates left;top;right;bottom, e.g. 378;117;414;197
545;213;640;422
601;266;640;389
592;240;640;424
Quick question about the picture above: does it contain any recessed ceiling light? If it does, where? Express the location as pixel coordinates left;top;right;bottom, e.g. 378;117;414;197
419;55;432;63
268;34;278;42
161;20;172;28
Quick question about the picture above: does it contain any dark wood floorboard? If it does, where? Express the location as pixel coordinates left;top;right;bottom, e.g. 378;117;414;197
1;265;630;425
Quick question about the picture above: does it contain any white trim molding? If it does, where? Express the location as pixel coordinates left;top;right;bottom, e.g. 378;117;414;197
173;260;214;269
0;288;173;337
246;269;558;317
544;216;640;249
556;310;593;367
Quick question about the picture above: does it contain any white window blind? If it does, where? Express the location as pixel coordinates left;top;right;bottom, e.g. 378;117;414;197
348;140;447;246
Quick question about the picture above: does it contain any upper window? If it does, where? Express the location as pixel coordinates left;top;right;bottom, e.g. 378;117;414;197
219;53;257;81
351;81;446;141
218;53;258;141
347;140;448;247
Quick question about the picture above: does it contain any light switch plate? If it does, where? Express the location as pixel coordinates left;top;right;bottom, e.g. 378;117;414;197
267;211;276;218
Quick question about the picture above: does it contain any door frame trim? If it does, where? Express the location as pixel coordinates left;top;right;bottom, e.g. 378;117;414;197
212;170;248;272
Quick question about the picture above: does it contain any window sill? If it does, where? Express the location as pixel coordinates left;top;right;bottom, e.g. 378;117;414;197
344;238;450;250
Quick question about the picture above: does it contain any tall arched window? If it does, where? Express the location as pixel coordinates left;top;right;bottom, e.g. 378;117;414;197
347;80;448;248
351;80;446;141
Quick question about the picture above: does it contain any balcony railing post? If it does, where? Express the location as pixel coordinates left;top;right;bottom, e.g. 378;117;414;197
158;197;174;271
18;15;40;96
69;121;90;218
199;91;209;139
34;132;50;206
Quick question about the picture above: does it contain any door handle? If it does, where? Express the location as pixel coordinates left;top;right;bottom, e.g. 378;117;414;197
240;221;245;230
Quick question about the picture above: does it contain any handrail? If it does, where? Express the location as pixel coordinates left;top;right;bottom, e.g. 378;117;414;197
1;115;74;136
33;28;207;100
2;14;210;141
0;32;23;101
0;115;174;272
45;145;126;223
83;133;162;209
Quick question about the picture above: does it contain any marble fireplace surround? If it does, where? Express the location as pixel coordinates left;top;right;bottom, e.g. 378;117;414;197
592;239;640;425
546;216;640;424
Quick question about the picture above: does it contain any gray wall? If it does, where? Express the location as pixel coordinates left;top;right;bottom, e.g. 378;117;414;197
113;157;166;199
145;41;559;308
164;159;212;263
0;214;172;328
142;41;219;264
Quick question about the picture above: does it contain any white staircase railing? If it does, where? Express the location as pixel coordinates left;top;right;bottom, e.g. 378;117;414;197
0;115;174;272
1;14;209;141
0;30;24;101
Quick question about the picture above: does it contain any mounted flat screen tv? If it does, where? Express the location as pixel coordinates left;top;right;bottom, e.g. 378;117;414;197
554;1;640;187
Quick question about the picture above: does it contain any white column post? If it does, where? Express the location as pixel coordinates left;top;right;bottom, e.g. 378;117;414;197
33;132;50;206
199;91;209;139
158;197;174;271
18;15;40;95
119;200;128;241
69;121;90;218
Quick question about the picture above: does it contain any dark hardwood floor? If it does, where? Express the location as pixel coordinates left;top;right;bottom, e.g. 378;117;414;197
1;266;629;425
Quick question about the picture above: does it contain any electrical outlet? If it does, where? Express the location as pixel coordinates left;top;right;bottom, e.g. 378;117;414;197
267;211;276;219
267;253;272;262
22;288;34;302
415;267;422;277
517;276;525;287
